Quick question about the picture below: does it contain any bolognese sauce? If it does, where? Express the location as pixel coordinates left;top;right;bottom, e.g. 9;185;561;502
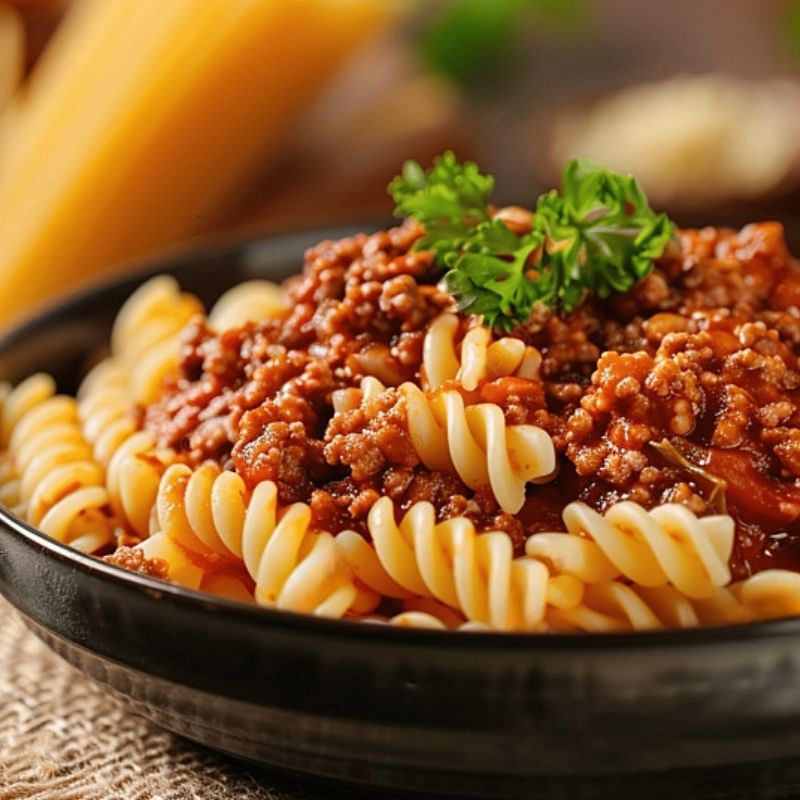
144;219;800;580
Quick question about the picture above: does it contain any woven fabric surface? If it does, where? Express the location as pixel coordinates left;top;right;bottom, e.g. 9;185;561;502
0;598;373;800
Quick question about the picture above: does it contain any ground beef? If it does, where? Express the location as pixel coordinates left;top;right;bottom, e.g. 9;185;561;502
144;220;800;576
146;222;452;508
104;547;168;579
324;388;418;480
232;410;331;504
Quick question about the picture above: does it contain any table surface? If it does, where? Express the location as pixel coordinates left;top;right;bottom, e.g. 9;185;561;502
4;597;798;800
0;598;388;800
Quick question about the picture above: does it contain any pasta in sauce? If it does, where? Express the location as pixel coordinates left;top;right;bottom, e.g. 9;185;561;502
3;216;800;632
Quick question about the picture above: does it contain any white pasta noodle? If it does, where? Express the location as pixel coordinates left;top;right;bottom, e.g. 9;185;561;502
550;570;800;632
0;454;18;510
77;359;138;467
423;313;542;392
359;607;488;631
526;501;733;599
378;611;450;629
342;497;584;632
354;593;470;630
69;277;195;537
331;375;387;414
110;276;203;405
732;570;800;619
547;582;700;632
105;430;167;539
199;572;255;604
136;531;204;590
207;280;286;331
143;462;357;617
75;356;165;540
0;373;55;447
75;281;193;536
400;596;471;628
401;383;556;514
693;570;800;626
0;375;114;554
335;527;411;600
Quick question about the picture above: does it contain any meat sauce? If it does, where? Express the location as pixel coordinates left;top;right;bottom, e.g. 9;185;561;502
145;219;800;579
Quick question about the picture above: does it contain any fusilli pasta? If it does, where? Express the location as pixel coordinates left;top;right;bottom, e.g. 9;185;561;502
110;276;202;405
401;383;556;514
77;359;138;467
341;497;584;631
207;279;285;331
423;313;542;391
546;571;800;632
0;374;114;553
526;501;733;599
546;582;701;632
105;430;168;539
143;463;358;617
693;570;800;626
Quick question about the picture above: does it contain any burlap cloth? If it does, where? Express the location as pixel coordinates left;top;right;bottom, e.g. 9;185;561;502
0;598;377;800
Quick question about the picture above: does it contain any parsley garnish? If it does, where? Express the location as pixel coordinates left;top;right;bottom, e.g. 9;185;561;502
389;152;675;330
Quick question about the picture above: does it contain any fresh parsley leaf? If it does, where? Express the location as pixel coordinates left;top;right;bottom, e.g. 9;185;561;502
534;159;675;310
389;153;541;329
388;153;675;330
443;220;542;329
389;151;493;233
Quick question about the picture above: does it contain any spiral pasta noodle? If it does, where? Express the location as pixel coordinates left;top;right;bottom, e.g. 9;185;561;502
105;430;168;539
692;570;800;626
77;359;138;467
76;350;164;539
110;275;203;406
401;383;556;514
339;497;584;631
362;610;488;631
0;374;114;554
142;462;358;617
545;582;702;632
75;357;176;541
330;375;388;415
0;372;56;448
423;313;542;391
0;374;58;514
525;501;733;599
546;571;800;632
207;279;286;331
355;596;479;629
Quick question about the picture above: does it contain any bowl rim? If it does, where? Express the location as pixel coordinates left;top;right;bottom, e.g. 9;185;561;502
3;224;800;650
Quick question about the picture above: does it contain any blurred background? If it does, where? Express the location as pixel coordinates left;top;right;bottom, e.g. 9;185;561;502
2;0;800;328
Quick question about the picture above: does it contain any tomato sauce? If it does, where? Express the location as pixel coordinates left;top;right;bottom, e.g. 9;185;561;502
144;220;800;577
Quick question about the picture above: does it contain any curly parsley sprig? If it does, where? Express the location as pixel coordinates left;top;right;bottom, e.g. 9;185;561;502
389;152;675;330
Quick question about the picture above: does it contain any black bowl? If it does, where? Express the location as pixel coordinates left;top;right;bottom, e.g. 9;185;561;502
3;225;800;800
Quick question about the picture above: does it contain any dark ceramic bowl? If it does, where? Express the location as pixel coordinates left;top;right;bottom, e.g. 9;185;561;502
3;225;800;800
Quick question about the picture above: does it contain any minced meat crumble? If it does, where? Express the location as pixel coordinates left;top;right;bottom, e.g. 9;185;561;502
144;220;800;579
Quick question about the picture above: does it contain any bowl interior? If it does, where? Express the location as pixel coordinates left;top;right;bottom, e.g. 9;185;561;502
4;221;800;644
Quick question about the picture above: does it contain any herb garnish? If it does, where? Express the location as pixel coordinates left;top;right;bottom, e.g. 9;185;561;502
389;152;675;330
650;439;728;515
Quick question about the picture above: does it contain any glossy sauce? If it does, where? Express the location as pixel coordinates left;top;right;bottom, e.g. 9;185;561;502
144;221;800;578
